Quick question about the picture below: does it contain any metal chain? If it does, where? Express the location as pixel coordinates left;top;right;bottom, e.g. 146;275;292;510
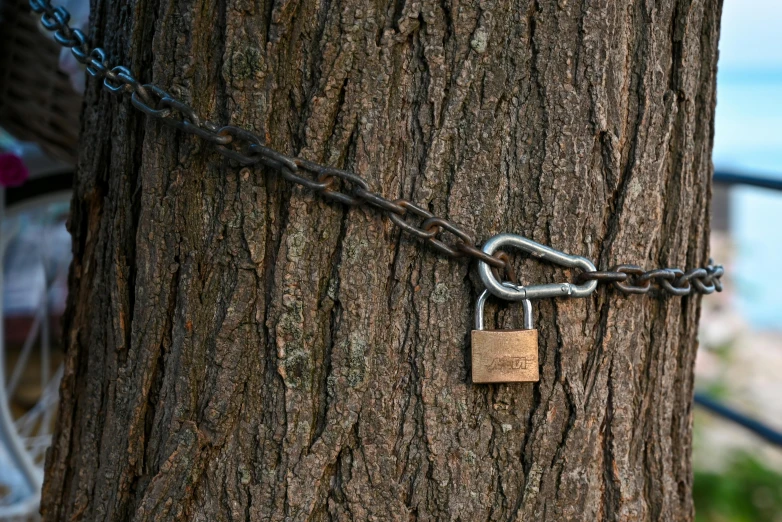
28;0;723;297
576;263;724;296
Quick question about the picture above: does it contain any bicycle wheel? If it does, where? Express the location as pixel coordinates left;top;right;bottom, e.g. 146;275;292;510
0;170;72;521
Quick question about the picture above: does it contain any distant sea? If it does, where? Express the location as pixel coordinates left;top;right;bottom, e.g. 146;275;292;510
714;68;782;330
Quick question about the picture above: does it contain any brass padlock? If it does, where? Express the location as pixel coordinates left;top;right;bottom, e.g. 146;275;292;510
471;288;539;383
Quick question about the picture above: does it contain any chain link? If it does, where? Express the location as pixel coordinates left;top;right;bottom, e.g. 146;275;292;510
29;0;723;297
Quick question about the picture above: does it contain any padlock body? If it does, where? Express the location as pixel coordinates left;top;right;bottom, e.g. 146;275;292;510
471;329;539;383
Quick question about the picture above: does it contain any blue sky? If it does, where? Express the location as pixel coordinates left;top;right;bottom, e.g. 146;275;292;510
718;0;782;71
715;0;782;329
714;0;782;173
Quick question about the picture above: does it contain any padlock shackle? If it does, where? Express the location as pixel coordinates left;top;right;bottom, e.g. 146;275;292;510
475;283;533;330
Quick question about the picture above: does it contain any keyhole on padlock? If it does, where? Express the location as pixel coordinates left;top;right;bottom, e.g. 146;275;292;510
471;283;540;384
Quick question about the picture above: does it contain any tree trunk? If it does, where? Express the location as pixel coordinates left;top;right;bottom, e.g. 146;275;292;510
42;0;722;520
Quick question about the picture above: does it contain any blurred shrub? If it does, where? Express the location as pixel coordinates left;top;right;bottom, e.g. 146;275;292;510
694;452;782;521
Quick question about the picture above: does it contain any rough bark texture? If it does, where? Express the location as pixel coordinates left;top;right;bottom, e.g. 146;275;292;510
42;0;722;520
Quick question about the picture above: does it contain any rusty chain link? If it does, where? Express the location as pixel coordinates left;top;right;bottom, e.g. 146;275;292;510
29;0;723;297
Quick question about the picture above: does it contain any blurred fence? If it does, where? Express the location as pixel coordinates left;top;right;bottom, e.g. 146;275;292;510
699;171;782;449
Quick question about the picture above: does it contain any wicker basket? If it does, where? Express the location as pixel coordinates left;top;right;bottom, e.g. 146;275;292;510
0;0;82;165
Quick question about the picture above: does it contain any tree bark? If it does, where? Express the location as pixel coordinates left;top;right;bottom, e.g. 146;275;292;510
42;0;722;520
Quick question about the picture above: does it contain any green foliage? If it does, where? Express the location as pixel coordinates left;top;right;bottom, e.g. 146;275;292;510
694;453;782;522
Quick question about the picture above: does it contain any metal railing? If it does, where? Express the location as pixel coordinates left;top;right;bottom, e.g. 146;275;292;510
694;393;782;447
697;171;782;448
714;170;782;191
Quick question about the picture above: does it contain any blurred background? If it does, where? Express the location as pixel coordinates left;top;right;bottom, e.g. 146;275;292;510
1;0;781;520
694;1;782;521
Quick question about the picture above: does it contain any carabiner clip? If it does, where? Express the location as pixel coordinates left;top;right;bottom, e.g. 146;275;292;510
477;233;597;301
